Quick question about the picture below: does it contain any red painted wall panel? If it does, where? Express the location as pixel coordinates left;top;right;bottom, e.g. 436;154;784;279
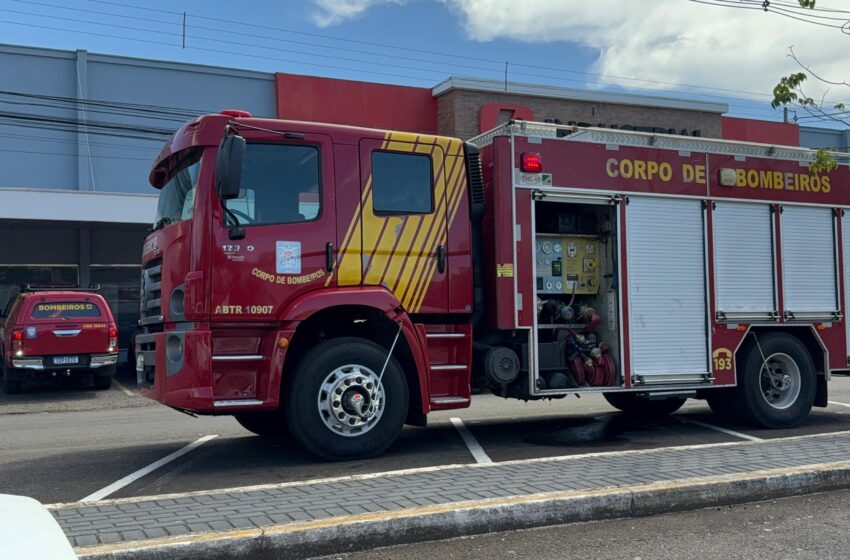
275;73;437;134
722;116;800;146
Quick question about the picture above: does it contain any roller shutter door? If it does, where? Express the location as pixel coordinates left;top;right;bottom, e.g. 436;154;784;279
782;206;837;315
627;197;708;377
713;202;775;316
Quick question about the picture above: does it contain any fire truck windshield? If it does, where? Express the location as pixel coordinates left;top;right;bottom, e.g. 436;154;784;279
153;151;201;231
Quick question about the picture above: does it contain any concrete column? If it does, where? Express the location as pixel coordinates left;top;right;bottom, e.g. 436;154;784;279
75;49;93;191
79;227;91;288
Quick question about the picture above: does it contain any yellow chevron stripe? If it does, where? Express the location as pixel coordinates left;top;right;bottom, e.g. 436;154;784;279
330;133;393;287
406;140;466;311
388;143;446;297
362;134;425;286
409;140;468;311
395;139;463;308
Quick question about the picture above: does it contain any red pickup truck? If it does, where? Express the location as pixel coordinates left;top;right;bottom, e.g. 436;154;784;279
0;288;118;394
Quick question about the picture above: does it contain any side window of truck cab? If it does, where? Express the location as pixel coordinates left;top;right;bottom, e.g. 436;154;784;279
371;151;433;215
223;143;321;226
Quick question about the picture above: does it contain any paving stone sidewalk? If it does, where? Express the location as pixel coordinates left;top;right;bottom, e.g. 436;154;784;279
53;432;850;549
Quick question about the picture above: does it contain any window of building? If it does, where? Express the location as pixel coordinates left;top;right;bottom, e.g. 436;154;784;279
91;265;142;352
224;143;320;226
372;151;433;215
0;265;78;316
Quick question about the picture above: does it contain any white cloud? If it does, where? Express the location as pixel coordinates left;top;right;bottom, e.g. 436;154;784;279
310;0;406;27
444;0;850;105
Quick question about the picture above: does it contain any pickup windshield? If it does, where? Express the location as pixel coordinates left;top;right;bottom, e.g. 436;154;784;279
153;150;202;231
31;301;102;319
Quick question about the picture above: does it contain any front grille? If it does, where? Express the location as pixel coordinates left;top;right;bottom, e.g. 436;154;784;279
140;258;163;326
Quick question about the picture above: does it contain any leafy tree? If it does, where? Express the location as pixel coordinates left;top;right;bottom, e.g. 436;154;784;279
767;0;844;173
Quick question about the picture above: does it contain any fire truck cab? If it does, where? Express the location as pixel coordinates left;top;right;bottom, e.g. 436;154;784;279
138;112;848;460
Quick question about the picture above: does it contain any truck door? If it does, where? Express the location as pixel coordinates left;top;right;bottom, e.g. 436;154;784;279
210;132;336;321
356;136;449;314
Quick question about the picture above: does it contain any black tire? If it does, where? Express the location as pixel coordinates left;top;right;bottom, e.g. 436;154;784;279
285;337;409;461
705;389;740;422
728;332;815;429
604;392;686;417
234;410;290;438
94;366;115;390
3;378;22;395
2;363;22;395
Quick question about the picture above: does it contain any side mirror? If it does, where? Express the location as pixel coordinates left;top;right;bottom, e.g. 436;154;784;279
215;134;245;201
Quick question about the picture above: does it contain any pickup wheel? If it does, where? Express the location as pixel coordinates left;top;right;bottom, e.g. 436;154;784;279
3;379;22;395
730;333;815;429
234;411;290;438
604;393;686;417
93;366;115;390
1;364;22;395
285;337;408;461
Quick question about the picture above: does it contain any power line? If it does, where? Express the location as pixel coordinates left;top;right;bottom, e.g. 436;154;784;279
0;10;789;116
3;131;162;151
0;90;212;118
693;0;849;29
1;147;153;161
68;0;800;102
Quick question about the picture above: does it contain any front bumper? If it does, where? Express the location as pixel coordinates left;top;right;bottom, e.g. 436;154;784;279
136;326;293;413
136;328;215;411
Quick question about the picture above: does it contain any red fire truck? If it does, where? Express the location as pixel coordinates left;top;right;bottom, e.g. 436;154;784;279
137;111;849;459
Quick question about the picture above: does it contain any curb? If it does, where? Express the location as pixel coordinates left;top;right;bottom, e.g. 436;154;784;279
76;460;850;560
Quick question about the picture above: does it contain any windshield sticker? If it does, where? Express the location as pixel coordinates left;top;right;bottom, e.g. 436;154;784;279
276;241;302;274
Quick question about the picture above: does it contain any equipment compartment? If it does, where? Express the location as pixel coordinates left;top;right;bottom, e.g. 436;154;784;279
530;199;622;393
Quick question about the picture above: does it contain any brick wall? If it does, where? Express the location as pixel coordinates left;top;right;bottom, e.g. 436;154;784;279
437;90;723;139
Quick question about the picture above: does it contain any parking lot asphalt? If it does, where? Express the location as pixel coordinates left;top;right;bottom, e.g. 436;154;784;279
3;369;850;505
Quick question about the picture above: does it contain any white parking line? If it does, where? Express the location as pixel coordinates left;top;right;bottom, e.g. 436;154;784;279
829;400;850;409
680;418;763;442
112;378;135;397
78;435;219;503
52;428;850;509
450;417;492;464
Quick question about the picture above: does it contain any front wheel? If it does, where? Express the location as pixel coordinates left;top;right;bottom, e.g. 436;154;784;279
235;410;290;438
285;337;409;461
604;392;686;418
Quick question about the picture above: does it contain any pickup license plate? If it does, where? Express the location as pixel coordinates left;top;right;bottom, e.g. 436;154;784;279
54;356;79;365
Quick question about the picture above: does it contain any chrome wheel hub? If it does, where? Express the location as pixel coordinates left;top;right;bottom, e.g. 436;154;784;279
318;364;385;437
759;352;801;410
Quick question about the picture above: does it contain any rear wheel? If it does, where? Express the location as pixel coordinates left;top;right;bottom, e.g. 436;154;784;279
705;389;739;422
93;366;115;390
285;337;409;461
604;392;686;417
234;410;290;438
729;332;815;429
3;379;22;395
1;364;22;395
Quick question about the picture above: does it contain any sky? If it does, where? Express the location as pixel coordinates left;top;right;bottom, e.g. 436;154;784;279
1;0;849;127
